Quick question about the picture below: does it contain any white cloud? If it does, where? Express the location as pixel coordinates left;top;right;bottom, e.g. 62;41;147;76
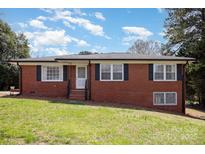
73;9;87;16
94;12;106;21
29;19;48;29
63;21;75;30
40;8;56;14
37;9;71;22
122;26;153;45
24;29;90;57
24;30;90;48
122;36;139;45
67;16;105;37
45;47;68;55
158;28;167;37
37;16;47;21
53;9;72;21
24;31;35;39
35;30;71;47
159;32;165;37
28;44;39;53
76;40;90;47
122;27;153;39
104;35;111;40
91;45;107;52
24;30;71;47
69;36;90;47
18;22;28;28
39;9;108;38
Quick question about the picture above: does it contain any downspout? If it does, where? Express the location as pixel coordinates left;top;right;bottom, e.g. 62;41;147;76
17;62;22;95
182;61;188;114
88;60;91;100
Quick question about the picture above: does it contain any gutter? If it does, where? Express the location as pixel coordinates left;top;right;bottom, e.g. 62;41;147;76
182;61;189;114
55;58;195;61
17;62;22;95
88;60;91;100
9;57;195;63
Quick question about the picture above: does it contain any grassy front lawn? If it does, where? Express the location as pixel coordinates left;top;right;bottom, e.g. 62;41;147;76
0;98;205;144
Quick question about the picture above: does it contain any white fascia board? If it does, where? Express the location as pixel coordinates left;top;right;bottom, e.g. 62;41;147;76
90;60;188;64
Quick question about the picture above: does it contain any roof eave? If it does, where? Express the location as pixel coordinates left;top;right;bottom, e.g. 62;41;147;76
55;58;195;61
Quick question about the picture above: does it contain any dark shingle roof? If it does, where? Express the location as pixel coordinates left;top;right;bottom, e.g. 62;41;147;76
10;53;195;62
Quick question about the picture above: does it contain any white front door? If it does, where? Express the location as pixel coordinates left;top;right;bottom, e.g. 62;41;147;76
76;65;87;89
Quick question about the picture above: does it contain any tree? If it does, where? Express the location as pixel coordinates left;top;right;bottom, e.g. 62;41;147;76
0;20;30;90
78;51;98;55
164;9;205;106
128;39;163;55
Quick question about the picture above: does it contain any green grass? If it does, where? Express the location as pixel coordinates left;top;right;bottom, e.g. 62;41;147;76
0;98;205;144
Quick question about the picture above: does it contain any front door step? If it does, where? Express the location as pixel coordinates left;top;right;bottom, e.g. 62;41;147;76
69;89;85;100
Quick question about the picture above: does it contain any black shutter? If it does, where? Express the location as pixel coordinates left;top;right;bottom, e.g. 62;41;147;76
148;64;153;80
95;64;100;80
124;64;129;80
177;64;182;80
63;65;68;81
36;65;41;81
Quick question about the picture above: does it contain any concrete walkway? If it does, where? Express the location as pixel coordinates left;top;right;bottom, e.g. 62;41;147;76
0;91;10;97
0;91;20;97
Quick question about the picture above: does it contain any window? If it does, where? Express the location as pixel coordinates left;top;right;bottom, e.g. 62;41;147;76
154;64;176;81
165;93;176;104
153;92;177;105
100;64;123;81
42;65;63;81
166;65;176;80
101;64;111;80
113;64;123;80
154;93;164;105
154;65;164;80
77;67;86;78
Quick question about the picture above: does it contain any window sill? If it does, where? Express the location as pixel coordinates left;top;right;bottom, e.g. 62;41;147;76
100;80;124;82
153;104;177;106
41;80;64;82
153;80;177;82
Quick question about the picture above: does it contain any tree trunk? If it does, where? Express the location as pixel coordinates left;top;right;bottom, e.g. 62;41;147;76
201;96;205;108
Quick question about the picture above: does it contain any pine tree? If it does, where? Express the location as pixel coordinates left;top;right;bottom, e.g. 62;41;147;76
164;9;205;106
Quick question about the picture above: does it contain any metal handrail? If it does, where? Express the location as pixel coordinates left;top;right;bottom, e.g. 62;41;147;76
85;79;88;100
67;80;71;98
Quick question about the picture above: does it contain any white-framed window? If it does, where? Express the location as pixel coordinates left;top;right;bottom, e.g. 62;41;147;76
153;92;177;105
166;65;176;80
154;64;176;81
154;64;164;80
42;65;63;81
100;64;123;81
101;64;111;80
113;64;123;80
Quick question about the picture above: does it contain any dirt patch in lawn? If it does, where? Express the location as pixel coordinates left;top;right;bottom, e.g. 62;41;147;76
186;107;205;120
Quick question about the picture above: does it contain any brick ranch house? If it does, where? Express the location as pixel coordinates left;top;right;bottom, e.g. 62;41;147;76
10;53;194;113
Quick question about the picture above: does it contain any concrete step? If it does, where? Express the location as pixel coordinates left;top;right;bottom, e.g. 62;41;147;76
69;95;85;100
69;89;85;100
70;90;85;95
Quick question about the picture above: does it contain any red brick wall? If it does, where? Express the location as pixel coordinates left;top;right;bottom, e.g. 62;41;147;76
21;64;183;113
90;64;183;113
21;65;68;97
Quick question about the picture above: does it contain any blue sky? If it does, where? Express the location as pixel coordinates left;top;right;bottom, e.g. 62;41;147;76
0;8;167;57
